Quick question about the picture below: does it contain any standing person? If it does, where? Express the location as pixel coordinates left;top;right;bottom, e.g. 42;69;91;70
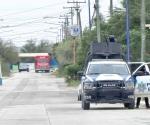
135;66;150;108
136;97;150;108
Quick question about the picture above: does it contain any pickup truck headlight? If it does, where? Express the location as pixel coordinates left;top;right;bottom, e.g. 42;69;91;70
84;82;94;90
125;78;134;90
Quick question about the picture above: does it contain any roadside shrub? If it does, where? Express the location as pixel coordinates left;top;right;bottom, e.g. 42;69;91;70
56;64;70;77
64;64;81;82
67;79;80;87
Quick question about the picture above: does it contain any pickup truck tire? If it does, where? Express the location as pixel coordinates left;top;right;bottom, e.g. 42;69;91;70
125;100;135;109
128;102;135;109
82;100;90;110
81;94;90;110
124;103;129;108
27;68;29;72
78;94;81;101
124;100;135;109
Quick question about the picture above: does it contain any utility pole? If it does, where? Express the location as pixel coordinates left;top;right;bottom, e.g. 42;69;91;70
61;24;64;41
56;37;57;43
141;0;146;61
88;0;92;30
78;9;82;37
63;7;74;25
67;0;85;64
125;0;130;62
73;37;76;64
59;15;71;40
75;2;79;25
110;0;113;16
67;0;86;35
58;21;65;41
60;28;62;42
95;0;101;42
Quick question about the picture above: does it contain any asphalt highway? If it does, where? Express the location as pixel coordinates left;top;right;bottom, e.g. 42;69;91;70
0;72;149;125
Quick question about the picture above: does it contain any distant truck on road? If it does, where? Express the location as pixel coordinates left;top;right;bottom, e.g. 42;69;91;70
18;63;29;72
34;56;50;73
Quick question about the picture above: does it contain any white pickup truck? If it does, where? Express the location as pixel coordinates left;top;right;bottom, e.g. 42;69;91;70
18;63;29;72
128;62;150;98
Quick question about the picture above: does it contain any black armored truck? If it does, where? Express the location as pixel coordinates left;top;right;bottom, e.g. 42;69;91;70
78;41;135;110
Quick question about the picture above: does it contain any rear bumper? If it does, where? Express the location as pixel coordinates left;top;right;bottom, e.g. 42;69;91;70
35;69;49;71
83;88;134;103
19;68;29;71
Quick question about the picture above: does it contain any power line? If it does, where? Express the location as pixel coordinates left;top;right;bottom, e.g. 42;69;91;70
43;22;61;26
8;35;57;43
7;35;57;41
0;28;58;38
0;16;60;31
67;0;86;37
0;2;65;18
0;17;59;29
0;19;43;29
0;29;13;33
0;13;60;26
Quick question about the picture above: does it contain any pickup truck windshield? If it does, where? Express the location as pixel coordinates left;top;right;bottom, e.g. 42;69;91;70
87;64;130;75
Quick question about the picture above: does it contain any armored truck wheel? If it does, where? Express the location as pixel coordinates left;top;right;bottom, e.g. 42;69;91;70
82;99;90;110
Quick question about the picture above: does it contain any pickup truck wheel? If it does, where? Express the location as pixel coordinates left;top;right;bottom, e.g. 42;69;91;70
82;99;90;110
78;94;81;101
128;102;135;109
124;103;129;108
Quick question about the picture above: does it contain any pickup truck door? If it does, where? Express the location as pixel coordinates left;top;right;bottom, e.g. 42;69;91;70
132;63;150;97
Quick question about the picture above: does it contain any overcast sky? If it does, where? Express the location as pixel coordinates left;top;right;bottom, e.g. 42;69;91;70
0;0;122;47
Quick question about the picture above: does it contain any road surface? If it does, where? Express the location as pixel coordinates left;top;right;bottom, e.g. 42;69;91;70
0;72;150;125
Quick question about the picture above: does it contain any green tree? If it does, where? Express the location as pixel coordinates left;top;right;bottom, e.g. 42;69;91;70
0;39;19;76
0;39;19;64
36;39;51;53
21;39;52;53
20;39;37;53
55;39;73;66
53;0;150;83
76;28;97;67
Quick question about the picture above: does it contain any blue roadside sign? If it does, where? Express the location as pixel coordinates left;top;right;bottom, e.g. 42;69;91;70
70;25;80;37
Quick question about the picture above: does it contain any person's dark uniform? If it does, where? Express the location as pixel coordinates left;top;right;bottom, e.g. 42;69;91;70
136;66;150;108
136;97;150;108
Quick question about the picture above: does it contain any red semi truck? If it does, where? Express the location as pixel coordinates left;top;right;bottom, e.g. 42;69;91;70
34;55;50;73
